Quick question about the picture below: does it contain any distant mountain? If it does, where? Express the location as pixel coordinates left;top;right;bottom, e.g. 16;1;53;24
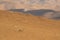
9;9;55;15
9;9;60;20
43;11;60;19
9;9;24;12
25;9;55;16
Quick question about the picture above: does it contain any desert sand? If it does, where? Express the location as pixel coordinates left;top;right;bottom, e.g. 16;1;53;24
0;10;60;40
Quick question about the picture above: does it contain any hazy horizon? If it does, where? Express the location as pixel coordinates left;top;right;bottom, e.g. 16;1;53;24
0;0;60;11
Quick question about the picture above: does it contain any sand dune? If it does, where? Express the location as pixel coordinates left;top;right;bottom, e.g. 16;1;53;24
0;10;60;40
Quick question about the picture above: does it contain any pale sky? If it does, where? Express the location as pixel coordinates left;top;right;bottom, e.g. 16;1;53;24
0;0;59;10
